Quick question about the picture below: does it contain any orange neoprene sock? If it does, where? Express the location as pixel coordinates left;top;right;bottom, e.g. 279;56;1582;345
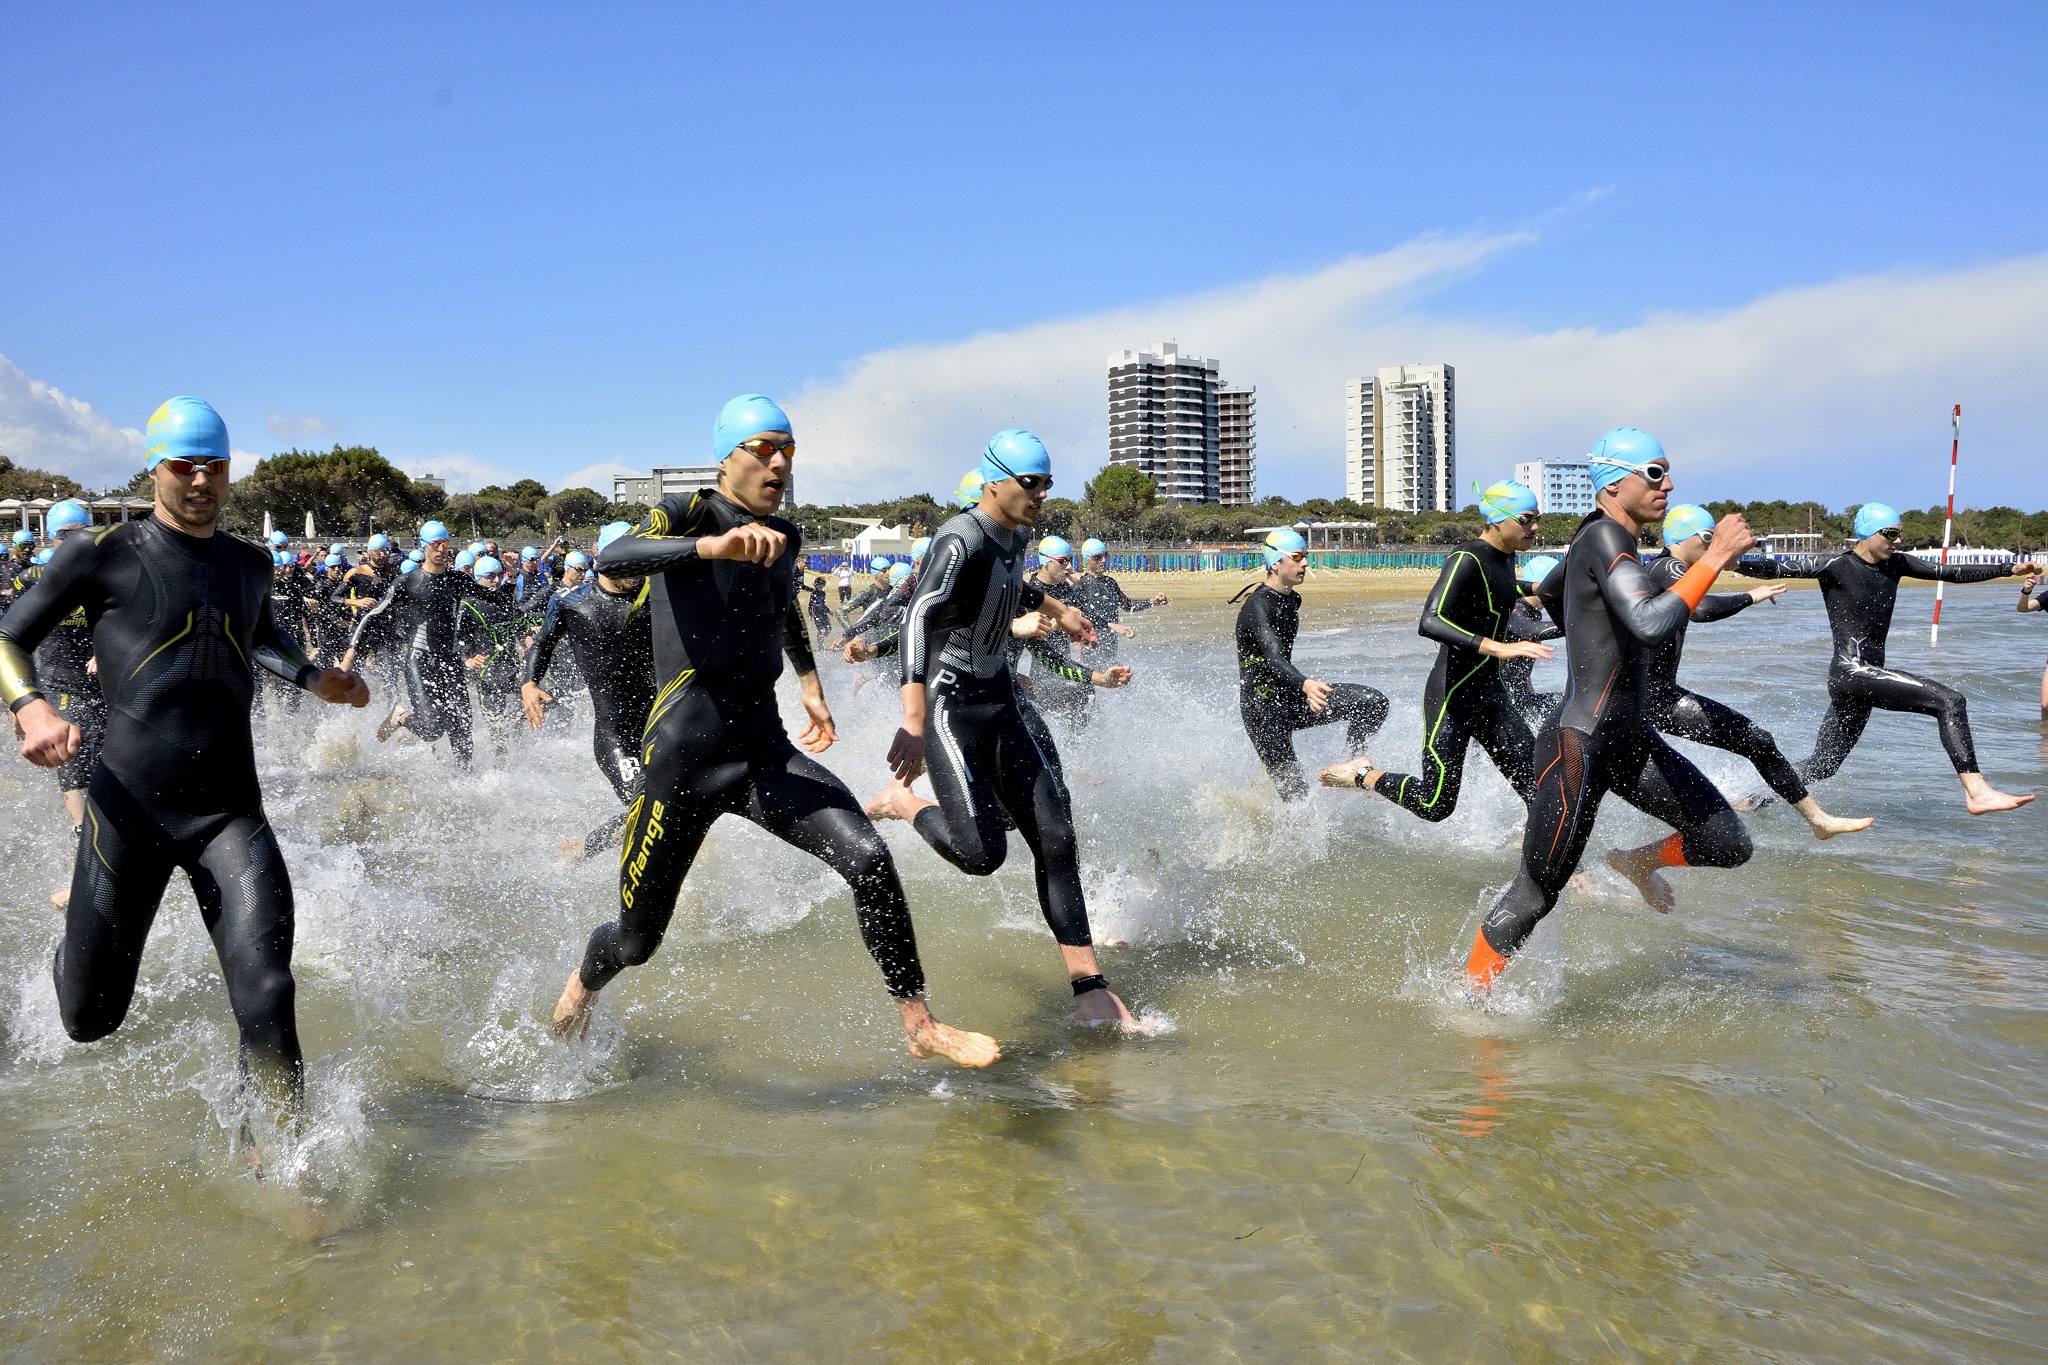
1658;831;1689;867
1467;926;1510;989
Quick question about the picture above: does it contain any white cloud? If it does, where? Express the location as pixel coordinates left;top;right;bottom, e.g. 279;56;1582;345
395;453;515;495
783;238;2048;507
0;353;143;492
557;460;643;496
267;410;345;445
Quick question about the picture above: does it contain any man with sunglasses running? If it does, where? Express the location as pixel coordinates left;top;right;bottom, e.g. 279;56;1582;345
868;430;1151;1031
1;396;369;1138
1318;479;1549;819
1467;428;1760;991
551;395;998;1071
1750;502;2032;814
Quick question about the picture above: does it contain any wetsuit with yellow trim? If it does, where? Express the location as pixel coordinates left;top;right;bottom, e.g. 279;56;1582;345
1475;511;1753;970
347;562;495;763
519;574;655;854
0;517;323;1101
11;560;105;792
574;489;925;999
1235;583;1388;801
1372;539;1538;820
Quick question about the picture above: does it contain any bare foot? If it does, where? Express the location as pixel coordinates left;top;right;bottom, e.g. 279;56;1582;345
551;970;596;1039
374;704;410;742
1074;986;1156;1034
557;836;587;865
1606;846;1677;915
1808;813;1874;840
1961;774;2036;815
1317;756;1380;791
50;886;70;909
906;1019;1001;1067
1565;872;1595;894
866;777;935;824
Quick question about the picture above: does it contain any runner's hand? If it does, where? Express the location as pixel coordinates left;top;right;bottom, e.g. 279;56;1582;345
887;727;927;782
1303;678;1333;713
310;668;371;708
796;690;838;753
14;698;80;767
698;523;786;565
521;682;553;730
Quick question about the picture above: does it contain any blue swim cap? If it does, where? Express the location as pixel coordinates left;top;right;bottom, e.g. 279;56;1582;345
1520;553;1561;587
11;529;34;547
419;520;451;544
910;536;932;562
454;550;477;569
954;470;985;509
713;394;793;459
595;521;634;554
399;560;418;575
1081;537;1107;560
327;542;345;555
1037;535;1073;561
407;547;424;562
265;529;288;548
870;557;892;573
474;555;503;578
888;562;913;587
467;541;486;554
979;429;1052;487
367;533;392;552
46;499;92;537
1854;502;1903;539
565;551;589;569
1662;504;1714;547
324;553;343;568
1476;479;1539;525
521;545;539;560
1263;528;1308;567
1586;428;1666;492
143;396;229;470
33;548;54;565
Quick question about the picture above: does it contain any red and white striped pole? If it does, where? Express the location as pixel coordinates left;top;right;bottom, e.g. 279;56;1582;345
1930;403;1960;646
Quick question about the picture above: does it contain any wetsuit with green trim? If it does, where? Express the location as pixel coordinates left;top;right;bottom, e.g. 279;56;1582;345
1478;512;1753;961
347;563;495;763
898;508;1095;948
1235;584;1388;801
575;489;925;999
519;575;655;854
456;581;524;723
0;518;325;1102
1641;555;1808;805
1498;600;1562;725
1746;549;2011;780
1026;578;1097;729
1372;539;1538;820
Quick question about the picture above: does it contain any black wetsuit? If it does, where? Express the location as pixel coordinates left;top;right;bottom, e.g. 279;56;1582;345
347;564;494;763
1642;557;1808;805
899;508;1093;948
456;582;524;724
512;566;554;625
1027;578;1098;729
10;560;106;792
1373;540;1539;820
1752;550;2009;779
1499;600;1563;725
804;579;833;643
576;490;925;1000
1235;584;1388;801
0;518;324;1098
1072;570;1154;665
1478;513;1753;959
520;576;655;853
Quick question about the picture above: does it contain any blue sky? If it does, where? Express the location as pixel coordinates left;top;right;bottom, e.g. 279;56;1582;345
4;2;2045;508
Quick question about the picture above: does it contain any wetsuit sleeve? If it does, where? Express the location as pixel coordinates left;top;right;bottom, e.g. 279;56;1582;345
1894;553;2011;585
899;532;967;688
1019;577;1046;611
1507;605;1562;644
1027;636;1092;684
848;583;905;636
250;585;320;688
1691;591;1753;624
783;596;817;676
1115;577;1152;613
596;494;710;577
1245;592;1309;689
1536;560;1568;634
0;530;107;711
1417;551;1484;650
519;592;568;686
1735;553;1831;579
1590;521;1695;645
348;575;405;653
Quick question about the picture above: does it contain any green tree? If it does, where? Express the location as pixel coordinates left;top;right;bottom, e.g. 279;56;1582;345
539;487;610;532
1083;464;1158;535
0;455;87;501
229;445;441;537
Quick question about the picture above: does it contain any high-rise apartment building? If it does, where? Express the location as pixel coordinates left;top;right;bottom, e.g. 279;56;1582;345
1107;341;1222;505
1218;386;1257;505
1342;364;1456;512
1513;460;1595;517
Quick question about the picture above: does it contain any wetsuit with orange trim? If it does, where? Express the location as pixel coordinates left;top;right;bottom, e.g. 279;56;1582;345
1371;539;1537;820
571;489;926;999
0;517;325;1098
1472;512;1752;981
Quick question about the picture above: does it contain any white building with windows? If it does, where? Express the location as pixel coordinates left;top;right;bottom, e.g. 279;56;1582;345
613;465;794;508
1513;459;1596;517
1218;385;1257;505
1107;341;1222;505
1344;364;1455;512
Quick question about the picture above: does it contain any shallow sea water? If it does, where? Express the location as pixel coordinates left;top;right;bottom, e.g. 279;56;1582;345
2;581;2043;1359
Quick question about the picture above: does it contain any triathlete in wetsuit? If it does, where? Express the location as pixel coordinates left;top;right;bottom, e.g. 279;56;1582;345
552;395;997;1069
16;501;106;832
1499;558;1565;727
869;430;1150;1031
457;556;525;731
340;521;494;763
0;397;368;1125
1235;529;1389;801
1468;429;1758;990
804;574;834;644
520;521;655;860
1648;505;1871;839
1072;537;1167;666
1752;501;2032;813
1022;537;1103;730
1319;481;1548;818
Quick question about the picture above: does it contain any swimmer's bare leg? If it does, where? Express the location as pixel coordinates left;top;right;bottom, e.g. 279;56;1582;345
866;777;936;824
557;836;587;865
1793;795;1873;840
1061;943;1155;1033
551;969;596;1039
896;996;1000;1068
1317;755;1386;794
1960;771;2035;815
1605;843;1677;914
374;701;410;743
